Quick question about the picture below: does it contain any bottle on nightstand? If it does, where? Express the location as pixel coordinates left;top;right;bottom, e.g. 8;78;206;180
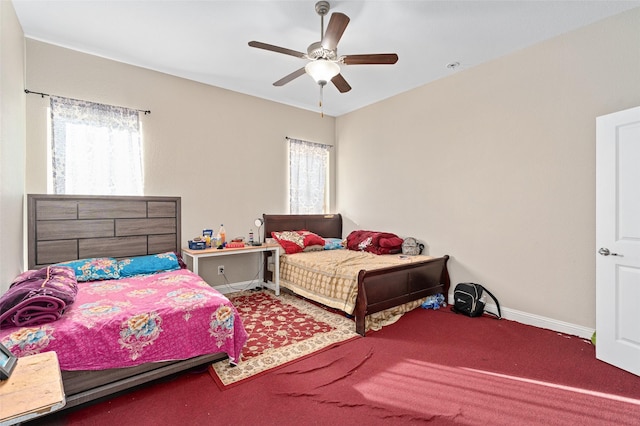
218;224;226;246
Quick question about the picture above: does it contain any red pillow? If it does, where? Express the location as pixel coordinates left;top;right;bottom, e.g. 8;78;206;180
272;231;304;254
299;230;325;247
271;230;325;254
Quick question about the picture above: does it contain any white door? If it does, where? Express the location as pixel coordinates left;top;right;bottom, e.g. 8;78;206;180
596;106;640;376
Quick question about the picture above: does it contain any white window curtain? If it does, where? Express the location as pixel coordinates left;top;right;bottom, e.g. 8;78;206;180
51;96;143;195
289;138;330;214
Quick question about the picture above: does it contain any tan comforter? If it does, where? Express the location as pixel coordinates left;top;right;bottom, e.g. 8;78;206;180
279;250;435;329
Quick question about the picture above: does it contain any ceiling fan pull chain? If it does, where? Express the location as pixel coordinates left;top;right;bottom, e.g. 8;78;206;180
319;85;324;118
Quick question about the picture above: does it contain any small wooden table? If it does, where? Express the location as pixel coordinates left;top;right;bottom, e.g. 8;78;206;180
0;351;65;425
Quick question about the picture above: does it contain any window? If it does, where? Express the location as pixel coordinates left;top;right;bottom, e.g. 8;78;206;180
288;138;330;214
50;96;143;195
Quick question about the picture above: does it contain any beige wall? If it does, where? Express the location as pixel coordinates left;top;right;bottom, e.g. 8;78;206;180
0;1;26;293
24;39;336;287
336;8;640;330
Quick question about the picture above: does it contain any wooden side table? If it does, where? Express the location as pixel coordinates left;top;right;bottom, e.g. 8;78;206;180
0;351;65;425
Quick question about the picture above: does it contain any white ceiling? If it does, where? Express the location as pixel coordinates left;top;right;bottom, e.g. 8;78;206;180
12;1;640;117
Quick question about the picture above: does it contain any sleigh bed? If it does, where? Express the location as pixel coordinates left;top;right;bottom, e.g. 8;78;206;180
0;194;247;410
263;214;450;336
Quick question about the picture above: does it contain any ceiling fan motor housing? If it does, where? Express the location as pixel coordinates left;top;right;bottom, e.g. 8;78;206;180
307;41;337;61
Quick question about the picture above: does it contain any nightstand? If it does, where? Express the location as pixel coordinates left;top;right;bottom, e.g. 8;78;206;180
0;351;65;425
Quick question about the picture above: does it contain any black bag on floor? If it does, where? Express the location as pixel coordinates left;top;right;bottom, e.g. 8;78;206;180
452;283;501;319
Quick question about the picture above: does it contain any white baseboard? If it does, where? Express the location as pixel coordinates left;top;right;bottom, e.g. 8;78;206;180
500;306;594;340
470;299;594;340
211;279;265;295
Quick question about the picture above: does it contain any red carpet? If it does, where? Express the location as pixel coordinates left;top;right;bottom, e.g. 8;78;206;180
35;307;639;425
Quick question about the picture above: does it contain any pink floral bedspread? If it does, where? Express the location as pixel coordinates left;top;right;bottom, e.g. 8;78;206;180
0;269;247;370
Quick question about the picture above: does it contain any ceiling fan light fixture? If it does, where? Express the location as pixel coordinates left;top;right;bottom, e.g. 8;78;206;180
305;59;340;85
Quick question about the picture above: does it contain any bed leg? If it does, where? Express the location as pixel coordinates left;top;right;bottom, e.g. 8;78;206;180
355;316;365;337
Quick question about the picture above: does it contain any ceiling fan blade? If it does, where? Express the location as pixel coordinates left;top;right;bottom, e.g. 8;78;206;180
343;54;399;65
273;67;307;87
322;12;350;51
331;73;352;93
248;41;306;58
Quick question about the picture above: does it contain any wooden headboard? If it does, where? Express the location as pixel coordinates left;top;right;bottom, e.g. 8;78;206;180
28;194;181;269
263;214;342;239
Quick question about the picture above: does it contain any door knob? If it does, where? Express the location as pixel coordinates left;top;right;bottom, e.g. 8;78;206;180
598;248;621;256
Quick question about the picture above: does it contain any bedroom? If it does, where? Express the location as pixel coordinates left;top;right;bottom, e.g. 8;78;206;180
1;0;639;396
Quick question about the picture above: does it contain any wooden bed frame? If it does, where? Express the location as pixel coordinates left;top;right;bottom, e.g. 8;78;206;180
26;194;227;409
263;214;450;336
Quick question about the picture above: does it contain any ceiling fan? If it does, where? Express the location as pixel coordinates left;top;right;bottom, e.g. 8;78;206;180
248;1;398;94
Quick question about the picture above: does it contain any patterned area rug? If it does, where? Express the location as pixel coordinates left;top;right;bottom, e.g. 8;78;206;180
210;289;360;389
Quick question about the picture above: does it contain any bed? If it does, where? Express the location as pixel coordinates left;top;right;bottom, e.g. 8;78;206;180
262;214;450;336
0;194;247;409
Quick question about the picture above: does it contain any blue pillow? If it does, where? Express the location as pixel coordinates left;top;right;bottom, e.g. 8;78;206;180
118;252;181;277
57;257;120;282
324;238;344;250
